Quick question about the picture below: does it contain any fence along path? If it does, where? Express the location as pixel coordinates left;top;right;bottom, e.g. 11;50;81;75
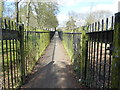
1;18;54;89
1;12;120;89
21;32;80;88
58;12;120;89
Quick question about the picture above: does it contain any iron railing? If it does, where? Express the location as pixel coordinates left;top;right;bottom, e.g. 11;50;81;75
1;19;55;89
58;15;116;88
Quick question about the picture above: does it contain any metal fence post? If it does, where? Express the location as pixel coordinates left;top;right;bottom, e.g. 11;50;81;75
0;18;3;89
111;12;120;89
19;24;25;84
84;40;88;84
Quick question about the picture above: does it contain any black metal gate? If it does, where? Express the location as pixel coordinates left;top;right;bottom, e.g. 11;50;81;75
58;15;116;88
85;16;114;88
1;18;54;89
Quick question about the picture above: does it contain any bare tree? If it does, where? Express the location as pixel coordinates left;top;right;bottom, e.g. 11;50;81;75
85;10;112;25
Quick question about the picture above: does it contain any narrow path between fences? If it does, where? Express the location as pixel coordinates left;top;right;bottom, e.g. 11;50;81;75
21;32;80;88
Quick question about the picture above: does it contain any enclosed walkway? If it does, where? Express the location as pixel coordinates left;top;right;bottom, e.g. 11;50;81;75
21;32;80;88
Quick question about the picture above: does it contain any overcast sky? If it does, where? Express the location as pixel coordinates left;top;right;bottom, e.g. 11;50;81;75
57;0;119;27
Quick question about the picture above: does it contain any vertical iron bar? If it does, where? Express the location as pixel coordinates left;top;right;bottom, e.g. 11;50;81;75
90;25;94;87
2;40;5;88
99;19;104;88
108;17;113;88
84;41;88;86
15;23;19;83
95;22;97;31
93;31;96;87
89;24;92;87
92;23;95;87
94;22;97;87
11;20;17;84
13;39;16;84
8;20;14;88
90;24;92;32
9;39;13;88
88;39;91;87
5;40;10;89
4;19;9;89
111;16;114;30
103;18;108;88
96;21;100;87
9;20;15;87
103;43;107;88
15;39;19;83
107;44;112;88
25;30;27;75
19;25;25;84
26;31;28;74
96;39;99;87
102;20;104;31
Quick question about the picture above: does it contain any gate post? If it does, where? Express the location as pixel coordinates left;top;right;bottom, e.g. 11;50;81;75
19;24;25;84
111;12;120;89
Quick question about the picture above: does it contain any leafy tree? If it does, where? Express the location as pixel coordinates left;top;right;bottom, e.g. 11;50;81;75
1;0;59;29
19;1;59;29
66;16;76;30
32;2;59;29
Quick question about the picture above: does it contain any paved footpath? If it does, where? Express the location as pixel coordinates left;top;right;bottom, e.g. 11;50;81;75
21;32;80;88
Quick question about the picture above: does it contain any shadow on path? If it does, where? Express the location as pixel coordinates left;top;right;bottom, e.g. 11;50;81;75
21;32;80;88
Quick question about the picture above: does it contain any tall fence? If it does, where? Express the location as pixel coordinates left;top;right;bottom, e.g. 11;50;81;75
85;17;113;88
58;12;120;89
0;19;55;89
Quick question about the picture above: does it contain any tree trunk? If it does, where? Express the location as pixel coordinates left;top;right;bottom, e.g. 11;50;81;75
0;0;3;18
27;1;31;26
15;0;19;23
